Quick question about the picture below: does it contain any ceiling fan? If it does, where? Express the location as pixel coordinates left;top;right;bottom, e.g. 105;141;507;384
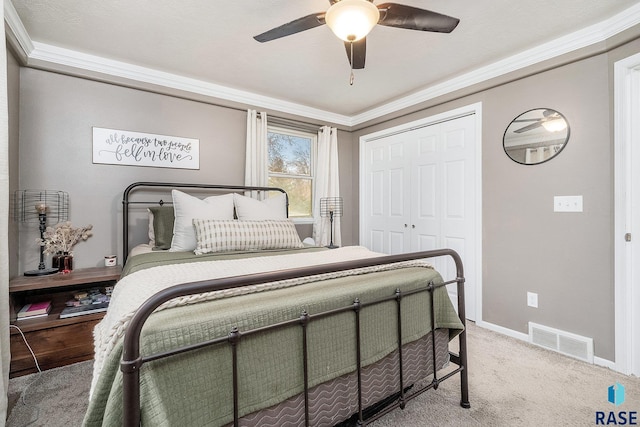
513;109;568;133
253;0;460;80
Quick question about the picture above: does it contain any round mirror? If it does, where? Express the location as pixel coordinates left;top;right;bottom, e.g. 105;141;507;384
503;108;570;165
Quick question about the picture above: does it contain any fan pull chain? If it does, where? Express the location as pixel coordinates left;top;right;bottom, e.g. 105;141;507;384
349;41;355;86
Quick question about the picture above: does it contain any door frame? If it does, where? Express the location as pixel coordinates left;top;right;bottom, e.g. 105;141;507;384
358;102;483;322
614;53;640;376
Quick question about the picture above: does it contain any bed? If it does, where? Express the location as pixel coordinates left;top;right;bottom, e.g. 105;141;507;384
83;182;470;427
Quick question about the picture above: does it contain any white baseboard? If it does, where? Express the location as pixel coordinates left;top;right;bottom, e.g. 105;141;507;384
475;320;617;371
475;320;529;342
594;357;616;370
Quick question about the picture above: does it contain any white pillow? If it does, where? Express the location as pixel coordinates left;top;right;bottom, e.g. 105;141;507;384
302;237;316;246
193;219;303;255
233;193;287;220
170;190;234;252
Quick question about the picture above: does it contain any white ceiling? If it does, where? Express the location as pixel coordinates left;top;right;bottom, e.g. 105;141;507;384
7;0;640;125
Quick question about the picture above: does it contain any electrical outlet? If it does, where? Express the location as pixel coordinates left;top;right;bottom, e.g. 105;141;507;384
527;292;538;308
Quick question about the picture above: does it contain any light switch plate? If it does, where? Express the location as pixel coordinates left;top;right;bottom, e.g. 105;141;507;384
554;195;583;212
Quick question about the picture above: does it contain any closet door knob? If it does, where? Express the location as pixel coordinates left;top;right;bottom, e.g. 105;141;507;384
412;224;416;229
404;224;408;228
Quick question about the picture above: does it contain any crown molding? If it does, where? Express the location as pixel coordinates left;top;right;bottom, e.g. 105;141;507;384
5;1;640;128
4;0;33;61
27;42;354;127
350;2;640;126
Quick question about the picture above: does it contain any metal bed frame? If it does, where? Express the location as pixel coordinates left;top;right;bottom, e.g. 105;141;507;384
119;182;470;427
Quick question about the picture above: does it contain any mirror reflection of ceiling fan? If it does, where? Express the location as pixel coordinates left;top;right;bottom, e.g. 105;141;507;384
513;109;567;133
253;0;460;83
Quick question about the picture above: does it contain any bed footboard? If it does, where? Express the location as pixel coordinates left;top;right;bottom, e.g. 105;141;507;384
120;249;470;426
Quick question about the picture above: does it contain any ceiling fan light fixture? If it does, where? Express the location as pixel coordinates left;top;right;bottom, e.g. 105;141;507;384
325;0;380;42
542;118;567;132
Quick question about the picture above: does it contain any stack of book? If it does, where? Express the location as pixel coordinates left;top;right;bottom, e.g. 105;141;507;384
59;287;110;319
16;301;52;320
59;302;109;319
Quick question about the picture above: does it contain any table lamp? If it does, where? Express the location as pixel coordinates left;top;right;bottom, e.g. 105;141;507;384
320;197;343;249
14;190;69;276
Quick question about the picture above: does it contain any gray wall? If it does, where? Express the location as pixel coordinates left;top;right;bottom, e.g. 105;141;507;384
14;68;355;273
350;40;640;362
17;69;241;271
483;54;612;359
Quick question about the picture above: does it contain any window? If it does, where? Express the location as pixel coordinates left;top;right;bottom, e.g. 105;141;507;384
267;126;316;220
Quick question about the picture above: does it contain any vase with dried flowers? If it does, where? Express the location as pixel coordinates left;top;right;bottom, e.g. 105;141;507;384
38;221;93;273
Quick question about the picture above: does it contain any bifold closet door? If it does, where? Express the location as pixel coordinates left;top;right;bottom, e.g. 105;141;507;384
408;116;476;319
361;114;477;320
362;132;412;255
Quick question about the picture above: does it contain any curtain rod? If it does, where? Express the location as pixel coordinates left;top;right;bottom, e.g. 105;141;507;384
258;113;324;133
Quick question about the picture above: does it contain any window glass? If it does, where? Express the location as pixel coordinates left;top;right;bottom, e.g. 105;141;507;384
267;128;315;219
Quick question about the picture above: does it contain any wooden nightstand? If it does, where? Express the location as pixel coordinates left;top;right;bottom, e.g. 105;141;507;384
9;265;121;377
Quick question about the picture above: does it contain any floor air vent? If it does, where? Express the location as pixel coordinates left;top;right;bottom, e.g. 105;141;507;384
528;322;594;363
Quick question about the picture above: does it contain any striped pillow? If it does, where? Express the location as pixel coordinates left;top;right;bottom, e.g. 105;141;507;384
193;219;304;254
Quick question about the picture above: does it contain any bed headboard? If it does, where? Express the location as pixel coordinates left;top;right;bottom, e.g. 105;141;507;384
122;182;289;263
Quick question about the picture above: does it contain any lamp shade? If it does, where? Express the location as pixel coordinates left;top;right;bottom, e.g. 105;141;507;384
325;0;380;42
320;197;343;218
14;190;69;223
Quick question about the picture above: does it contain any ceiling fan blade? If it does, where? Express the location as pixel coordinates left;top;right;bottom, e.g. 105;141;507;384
344;38;366;69
514;122;543;134
377;3;460;33
254;13;326;42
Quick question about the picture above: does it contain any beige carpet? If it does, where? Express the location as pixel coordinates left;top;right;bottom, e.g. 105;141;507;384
6;322;640;426
371;322;640;426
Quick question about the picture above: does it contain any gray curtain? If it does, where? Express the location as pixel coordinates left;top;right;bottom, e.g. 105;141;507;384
1;3;11;424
